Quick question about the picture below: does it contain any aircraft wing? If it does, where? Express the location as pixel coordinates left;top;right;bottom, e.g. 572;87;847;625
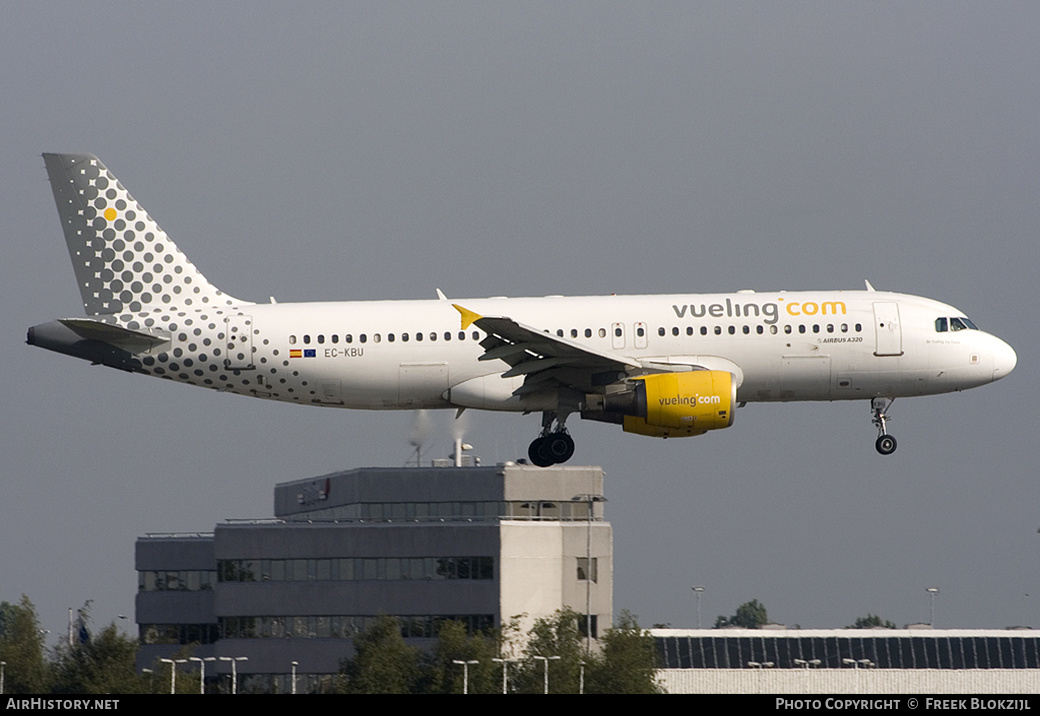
454;304;642;398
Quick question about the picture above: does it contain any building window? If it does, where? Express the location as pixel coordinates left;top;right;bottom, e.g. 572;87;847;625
577;614;599;639
577;557;598;582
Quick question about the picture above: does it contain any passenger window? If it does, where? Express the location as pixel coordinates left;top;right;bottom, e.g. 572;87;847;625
687;327;694;336
841;324;848;333
402;333;409;342
599;328;606;338
374;334;381;343
557;329;564;337
742;326;750;335
714;326;722;335
700;327;707;336
303;335;311;344
728;326;735;335
585;329;592;338
415;332;423;341
289;335;296;345
812;325;820;333
757;326;764;334
345;334;353;344
784;325;792;334
471;331;479;340
615;327;622;337
459;331;466;340
318;334;325;344
444;332;452;341
656;327;664;337
672;327;680;336
769;325;778;334
332;334;339;344
429;332;437;341
387;334;395;342
855;323;863;332
359;334;367;343
571;329;578;338
826;324;834;333
799;325;806;334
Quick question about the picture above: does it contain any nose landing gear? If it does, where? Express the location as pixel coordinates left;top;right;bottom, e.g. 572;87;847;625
872;397;897;455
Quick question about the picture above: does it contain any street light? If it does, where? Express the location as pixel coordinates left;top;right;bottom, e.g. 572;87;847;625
218;656;248;694
291;661;299;694
491;657;518;694
188;656;217;694
572;493;607;656
532;655;560;694
159;657;188;694
452;659;479;694
691;586;706;628
926;587;940;626
1;660;6;695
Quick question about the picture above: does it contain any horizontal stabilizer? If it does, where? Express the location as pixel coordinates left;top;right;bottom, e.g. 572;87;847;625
58;318;170;351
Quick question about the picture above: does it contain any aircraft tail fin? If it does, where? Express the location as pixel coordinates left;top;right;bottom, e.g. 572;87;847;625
42;153;245;316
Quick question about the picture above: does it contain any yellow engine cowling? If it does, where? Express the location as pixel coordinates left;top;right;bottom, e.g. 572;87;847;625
622;371;736;438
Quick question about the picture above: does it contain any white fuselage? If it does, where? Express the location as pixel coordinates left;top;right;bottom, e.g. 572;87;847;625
32;154;1018;458
179;289;1013;412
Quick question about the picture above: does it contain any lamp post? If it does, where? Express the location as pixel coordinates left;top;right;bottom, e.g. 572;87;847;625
926;587;940;626
572;494;607;655
491;657;518;694
452;659;479;694
291;661;298;694
159;658;187;694
219;656;248;694
691;586;706;628
532;655;560;694
1;660;6;695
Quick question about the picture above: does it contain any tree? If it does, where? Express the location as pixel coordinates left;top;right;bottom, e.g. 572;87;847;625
512;608;586;694
849;614;896;629
426;619;500;694
50;604;151;694
338;616;423;694
0;596;50;693
715;599;768;629
587;611;663;694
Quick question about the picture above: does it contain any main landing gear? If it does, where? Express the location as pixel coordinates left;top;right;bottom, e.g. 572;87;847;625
871;397;897;455
528;411;575;467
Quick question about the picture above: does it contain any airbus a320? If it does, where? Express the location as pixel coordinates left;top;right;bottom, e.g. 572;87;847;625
28;154;1017;465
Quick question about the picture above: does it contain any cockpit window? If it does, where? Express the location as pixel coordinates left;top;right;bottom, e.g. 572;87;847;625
936;316;978;332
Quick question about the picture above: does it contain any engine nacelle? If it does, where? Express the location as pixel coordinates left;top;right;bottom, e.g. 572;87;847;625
600;371;736;438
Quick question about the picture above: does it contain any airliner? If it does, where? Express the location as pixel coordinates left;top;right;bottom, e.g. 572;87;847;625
27;154;1017;465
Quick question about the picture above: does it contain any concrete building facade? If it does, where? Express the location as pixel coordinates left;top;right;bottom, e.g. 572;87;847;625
136;462;611;692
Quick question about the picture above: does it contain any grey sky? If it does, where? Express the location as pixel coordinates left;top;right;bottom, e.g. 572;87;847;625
2;2;1037;641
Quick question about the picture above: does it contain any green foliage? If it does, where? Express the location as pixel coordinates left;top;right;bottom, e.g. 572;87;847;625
715;599;769;629
0;596;51;694
511;608;586;694
426;620;502;694
587;611;663;694
338;616;424;694
849;614;896;629
50;604;152;695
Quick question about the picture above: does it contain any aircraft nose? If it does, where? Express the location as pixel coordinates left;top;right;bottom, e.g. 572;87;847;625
992;338;1017;381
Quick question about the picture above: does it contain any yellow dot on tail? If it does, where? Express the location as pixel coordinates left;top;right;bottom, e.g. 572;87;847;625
104;207;117;221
